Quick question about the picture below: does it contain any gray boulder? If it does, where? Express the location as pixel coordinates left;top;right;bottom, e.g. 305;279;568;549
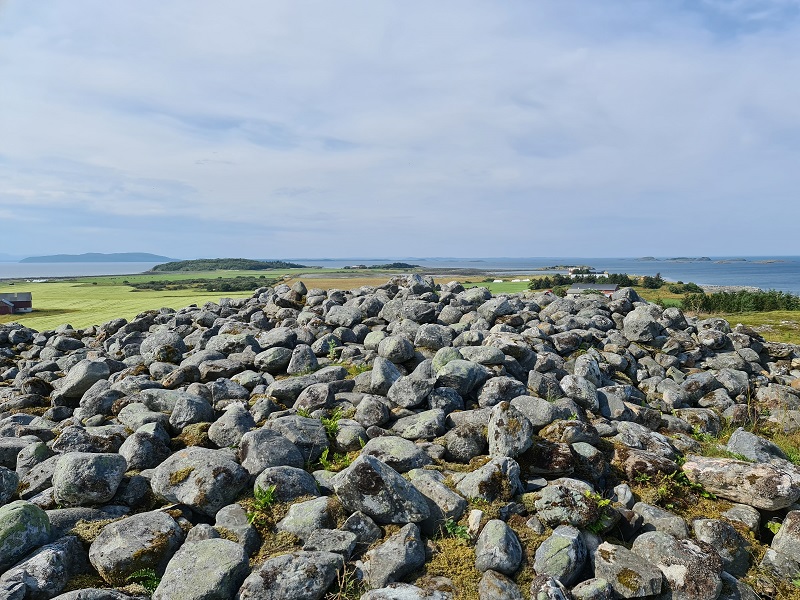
237;550;343;599
254;466;319;502
682;454;800;510
361;436;432;473
488;401;534;458
593;542;662;598
207;403;256;448
475;519;523;575
456;457;523;502
631;531;723;600
362;523;426;589
151;447;249;517
331;455;429;524
479;570;525;600
0;501;52;571
693;518;750;577
239;428;304;475
152;538;249;600
58;360;110;399
52;452;127;507
533;525;587;586
534;484;600;528
0;535;86;600
0;465;19;505
89;510;185;584
276;496;332;541
261;415;329;463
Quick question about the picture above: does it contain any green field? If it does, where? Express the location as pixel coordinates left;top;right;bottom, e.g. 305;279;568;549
3;270;799;344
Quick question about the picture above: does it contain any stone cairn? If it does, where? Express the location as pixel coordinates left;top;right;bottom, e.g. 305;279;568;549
1;274;800;599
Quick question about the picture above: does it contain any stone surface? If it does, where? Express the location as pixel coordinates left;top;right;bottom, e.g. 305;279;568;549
89;510;185;585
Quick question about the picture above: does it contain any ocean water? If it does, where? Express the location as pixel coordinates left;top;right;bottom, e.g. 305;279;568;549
0;262;163;279
1;257;799;294
294;256;800;294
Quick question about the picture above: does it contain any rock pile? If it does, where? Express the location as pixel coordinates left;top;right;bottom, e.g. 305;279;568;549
1;275;800;599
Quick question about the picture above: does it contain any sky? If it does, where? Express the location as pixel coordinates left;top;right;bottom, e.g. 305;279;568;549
1;0;800;259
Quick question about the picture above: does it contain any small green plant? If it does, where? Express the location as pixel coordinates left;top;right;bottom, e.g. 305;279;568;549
766;520;782;535
442;518;471;540
296;407;312;418
247;484;278;526
633;472;652;483
585;491;613;534
126;568;160;593
316;447;354;472
321;407;345;438
327;338;339;361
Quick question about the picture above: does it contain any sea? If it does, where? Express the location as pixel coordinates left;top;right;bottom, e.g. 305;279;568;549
1;256;799;294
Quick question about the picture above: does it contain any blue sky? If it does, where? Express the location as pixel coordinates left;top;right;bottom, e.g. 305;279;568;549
1;0;799;259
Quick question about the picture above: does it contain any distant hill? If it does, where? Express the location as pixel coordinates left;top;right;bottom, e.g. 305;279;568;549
20;252;175;263
150;258;307;272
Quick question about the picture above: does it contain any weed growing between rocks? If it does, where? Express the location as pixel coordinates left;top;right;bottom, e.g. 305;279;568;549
246;484;277;527
126;568;160;593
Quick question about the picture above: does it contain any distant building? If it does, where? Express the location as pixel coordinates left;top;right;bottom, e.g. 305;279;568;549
566;283;618;297
0;292;33;314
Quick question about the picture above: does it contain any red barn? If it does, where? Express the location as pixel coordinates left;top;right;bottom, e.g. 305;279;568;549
0;292;33;314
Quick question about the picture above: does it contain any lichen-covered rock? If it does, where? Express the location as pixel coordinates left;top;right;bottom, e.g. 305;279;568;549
152;538;250;600
262;415;329;463
151;447;248;517
693;518;751;577
534;484;600;528
533;525;587;585
239;428;305;475
254;465;319;502
682;454;800;510
593;542;662;599
632;502;689;539
57;360;110;399
631;531;723;600
766;509;800;573
0;465;19;505
571;578;613;600
409;469;467;536
331;455;429;524
276;496;332;541
475;519;523;575
479;570;525;599
361;436;433;473
0;535;86;599
88;510;185;585
237;550;343;599
488;401;534;458
303;528;358;558
362;583;451;600
455;457;523;502
52;452;127;507
362;523;426;589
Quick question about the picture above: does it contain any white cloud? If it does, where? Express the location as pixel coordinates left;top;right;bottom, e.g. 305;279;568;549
0;0;799;256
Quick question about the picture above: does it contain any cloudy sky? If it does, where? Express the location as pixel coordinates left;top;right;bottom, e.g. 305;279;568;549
1;1;799;259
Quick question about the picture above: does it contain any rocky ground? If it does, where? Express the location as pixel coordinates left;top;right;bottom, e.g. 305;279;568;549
1;275;800;599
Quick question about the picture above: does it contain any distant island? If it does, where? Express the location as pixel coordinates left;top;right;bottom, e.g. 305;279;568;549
343;262;420;270
636;257;712;262
534;265;593;271
20;252;175;263
150;258;307;272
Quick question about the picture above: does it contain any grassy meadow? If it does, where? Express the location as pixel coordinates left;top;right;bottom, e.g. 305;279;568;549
1;269;799;344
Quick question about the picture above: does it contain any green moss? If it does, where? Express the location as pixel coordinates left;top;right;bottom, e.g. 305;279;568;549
69;518;120;546
412;537;481;600
617;568;641;591
168;466;195;486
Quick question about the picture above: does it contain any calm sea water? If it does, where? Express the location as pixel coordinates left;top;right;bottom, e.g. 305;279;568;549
1;257;799;294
